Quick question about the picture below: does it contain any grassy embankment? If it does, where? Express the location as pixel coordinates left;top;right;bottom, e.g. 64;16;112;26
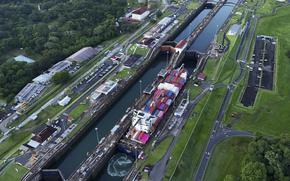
225;5;290;137
203;137;252;181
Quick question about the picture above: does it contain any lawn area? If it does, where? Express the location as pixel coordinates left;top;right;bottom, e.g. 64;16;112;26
69;102;89;120
22;105;63;130
187;1;199;10
144;136;173;166
203;58;220;82
256;0;279;15
0;162;28;181
112;68;135;81
204;137;252;181
225;6;290;137
128;44;149;56
0;131;31;163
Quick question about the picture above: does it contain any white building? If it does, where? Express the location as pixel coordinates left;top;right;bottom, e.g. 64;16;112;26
15;83;46;103
95;80;118;95
131;8;150;21
49;60;72;74
58;96;71;106
67;47;98;63
33;73;53;84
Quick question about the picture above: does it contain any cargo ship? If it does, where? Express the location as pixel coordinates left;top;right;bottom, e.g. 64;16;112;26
124;65;188;144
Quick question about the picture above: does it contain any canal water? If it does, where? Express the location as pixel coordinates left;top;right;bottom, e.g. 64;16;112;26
189;0;238;53
52;53;168;178
52;0;238;180
174;9;211;42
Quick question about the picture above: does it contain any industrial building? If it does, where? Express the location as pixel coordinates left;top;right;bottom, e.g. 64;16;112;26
15;83;46;103
131;8;150;21
90;91;102;103
27;124;57;148
32;60;72;84
67;47;98;63
48;60;72;74
95;80;118;95
33;73;53;84
144;17;174;38
58;96;71;107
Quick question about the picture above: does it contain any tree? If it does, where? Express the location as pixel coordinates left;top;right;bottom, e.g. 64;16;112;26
241;162;267;181
286;50;290;59
52;71;70;84
156;9;162;18
224;175;236;181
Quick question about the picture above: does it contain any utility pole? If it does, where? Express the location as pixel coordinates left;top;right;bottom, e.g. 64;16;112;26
95;127;99;144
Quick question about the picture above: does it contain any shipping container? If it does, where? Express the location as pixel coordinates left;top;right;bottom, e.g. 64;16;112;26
144;106;150;113
157;111;164;118
166;99;172;105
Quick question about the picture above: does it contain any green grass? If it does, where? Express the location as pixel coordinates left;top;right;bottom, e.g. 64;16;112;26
204;137;252;181
0;131;31;163
21;105;63;130
112;68;135;81
187;1;199;10
144;136;173;166
203;58;220;82
69;102;89;120
224;6;290;137
0;162;28;181
256;0;279;15
128;44;149;56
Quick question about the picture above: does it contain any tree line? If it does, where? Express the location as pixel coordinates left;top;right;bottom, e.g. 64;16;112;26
225;135;290;181
0;0;138;102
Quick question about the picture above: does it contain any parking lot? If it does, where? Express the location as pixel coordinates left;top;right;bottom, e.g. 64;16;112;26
241;36;276;107
72;60;118;94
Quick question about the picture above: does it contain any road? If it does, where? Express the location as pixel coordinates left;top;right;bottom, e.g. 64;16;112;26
194;9;258;181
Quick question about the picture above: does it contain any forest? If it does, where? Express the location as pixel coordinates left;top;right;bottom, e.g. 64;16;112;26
225;135;290;181
0;0;136;102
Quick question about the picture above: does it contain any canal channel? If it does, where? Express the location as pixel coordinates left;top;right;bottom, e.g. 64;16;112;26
51;0;238;180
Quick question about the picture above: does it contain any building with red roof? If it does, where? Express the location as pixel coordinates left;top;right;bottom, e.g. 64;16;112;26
131;7;150;21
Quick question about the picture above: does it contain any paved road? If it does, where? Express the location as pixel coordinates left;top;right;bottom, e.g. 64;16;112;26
194;8;258;181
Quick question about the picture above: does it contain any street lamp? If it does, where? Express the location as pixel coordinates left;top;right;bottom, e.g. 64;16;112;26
95;127;99;144
134;146;138;169
139;80;142;97
166;50;169;65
